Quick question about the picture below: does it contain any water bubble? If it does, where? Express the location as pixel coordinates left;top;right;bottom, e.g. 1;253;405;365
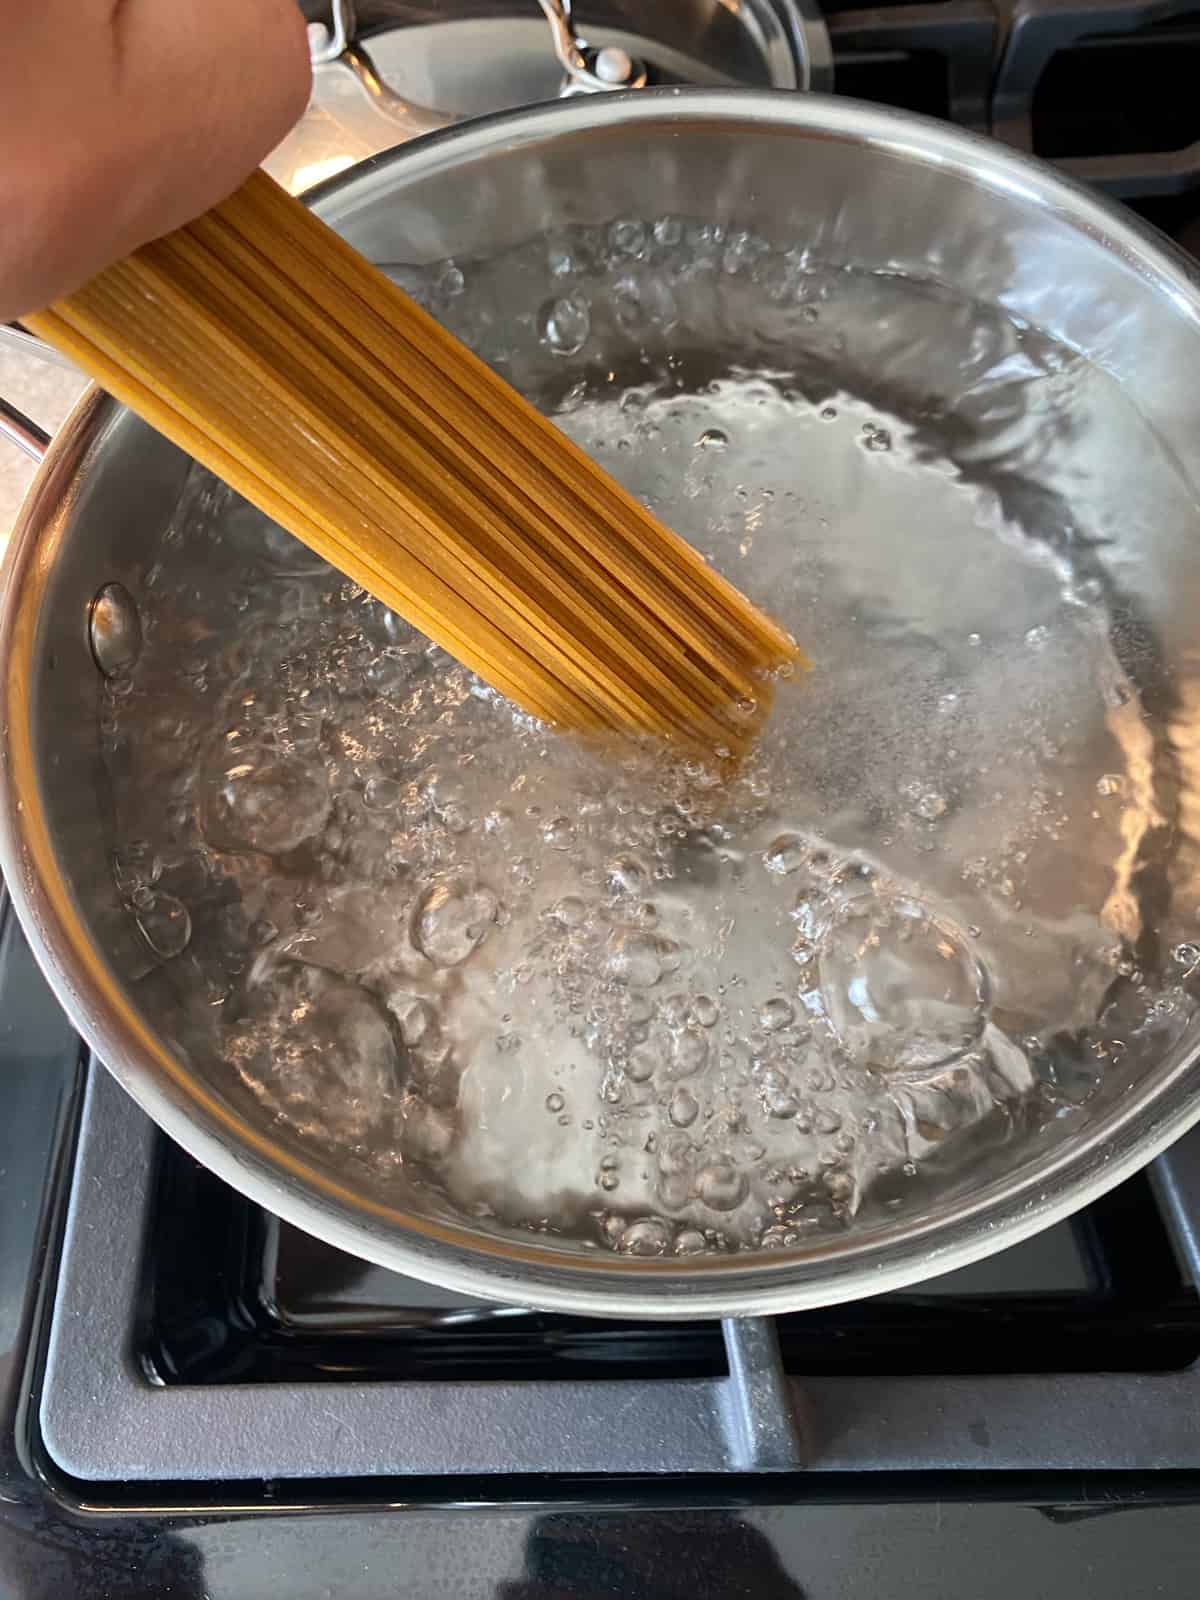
112;839;159;896
658;1131;693;1178
607;928;662;987
628;993;655;1025
690;994;720;1028
761;1075;800;1119
626;1043;659;1082
135;893;191;959
234;966;399;1141
360;600;409;649
551;895;587;928
697;1163;749;1212
675;1228;708;1255
610;219;647;256
820;406;837;421
764;833;806;876
761;1225;794;1249
912;791;948;821
669;1087;699;1127
545;1091;565;1113
635;274;678;332
258;518;330;575
602;1214;625;1246
669;1027;708;1079
364;650;420;698
659;993;690;1029
543;816;576;850
363;775;402;812
657;938;683;976
824;1170;856;1205
538;292;591;356
820;895;987;1072
862;427;892;453
607;853;649;896
722;232;764;274
620;1218;672;1256
295;679;333;720
207;750;331;856
697;429;729;451
413;879;499;966
758;997;795;1032
546;239;576;277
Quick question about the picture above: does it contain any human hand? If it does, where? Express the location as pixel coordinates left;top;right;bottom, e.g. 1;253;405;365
0;0;310;322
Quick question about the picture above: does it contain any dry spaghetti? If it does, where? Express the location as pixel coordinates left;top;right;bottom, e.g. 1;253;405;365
27;169;801;750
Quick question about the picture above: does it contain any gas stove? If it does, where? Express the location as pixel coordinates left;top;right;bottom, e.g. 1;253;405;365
6;4;1200;1596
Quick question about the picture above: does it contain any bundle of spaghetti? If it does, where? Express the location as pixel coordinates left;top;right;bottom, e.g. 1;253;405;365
26;169;801;752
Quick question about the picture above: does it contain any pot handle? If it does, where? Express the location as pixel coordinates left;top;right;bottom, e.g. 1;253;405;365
0;323;65;462
0;399;49;463
306;0;451;140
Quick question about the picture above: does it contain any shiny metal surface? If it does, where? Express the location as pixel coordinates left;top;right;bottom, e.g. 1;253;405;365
86;583;142;679
306;0;451;142
6;93;1200;1319
0;397;49;463
536;0;647;92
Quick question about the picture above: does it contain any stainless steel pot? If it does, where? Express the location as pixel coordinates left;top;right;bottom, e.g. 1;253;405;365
5;90;1200;1318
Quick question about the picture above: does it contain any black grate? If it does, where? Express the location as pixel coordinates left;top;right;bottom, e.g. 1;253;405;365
829;3;999;128
139;1137;1200;1388
993;2;1200;196
1031;27;1200;160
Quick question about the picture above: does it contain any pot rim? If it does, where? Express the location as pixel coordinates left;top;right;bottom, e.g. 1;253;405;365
5;88;1200;1320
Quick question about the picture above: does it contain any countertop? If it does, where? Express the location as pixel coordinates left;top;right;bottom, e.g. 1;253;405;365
0;348;87;541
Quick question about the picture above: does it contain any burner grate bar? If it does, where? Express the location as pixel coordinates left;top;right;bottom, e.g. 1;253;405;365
720;1317;811;1470
1152;1134;1200;1287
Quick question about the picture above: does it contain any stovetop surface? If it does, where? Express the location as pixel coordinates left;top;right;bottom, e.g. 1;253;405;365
9;2;1200;1594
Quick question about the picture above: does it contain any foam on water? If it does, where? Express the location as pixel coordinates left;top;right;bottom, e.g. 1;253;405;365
101;217;1200;1257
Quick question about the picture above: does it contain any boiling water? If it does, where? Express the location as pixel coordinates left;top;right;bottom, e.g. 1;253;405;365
102;218;1200;1257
